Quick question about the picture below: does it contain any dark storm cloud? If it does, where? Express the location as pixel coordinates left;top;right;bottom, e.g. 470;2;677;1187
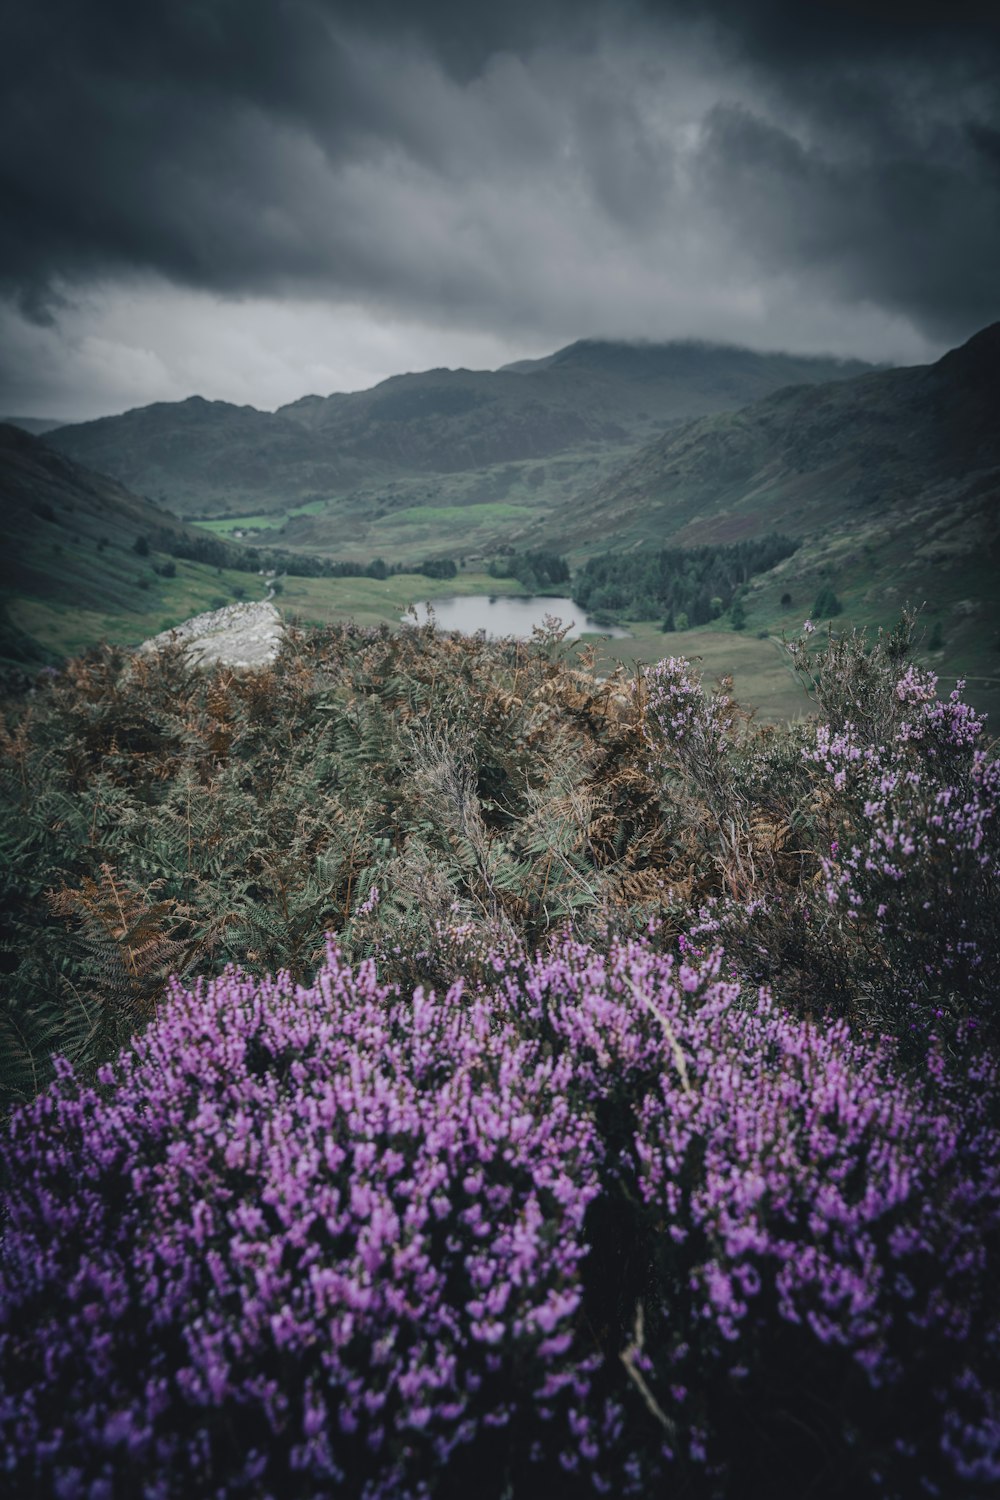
664;0;999;61
1;0;998;347
695;103;1000;340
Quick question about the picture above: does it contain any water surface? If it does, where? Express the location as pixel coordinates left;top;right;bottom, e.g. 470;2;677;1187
403;595;631;640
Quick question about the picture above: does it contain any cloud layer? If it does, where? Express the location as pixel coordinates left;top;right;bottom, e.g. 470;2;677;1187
2;1;997;416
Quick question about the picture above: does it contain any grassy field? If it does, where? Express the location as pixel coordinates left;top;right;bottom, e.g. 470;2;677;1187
193;498;330;535
582;620;812;720
7;534;990;726
373;502;534;532
255;446;637;565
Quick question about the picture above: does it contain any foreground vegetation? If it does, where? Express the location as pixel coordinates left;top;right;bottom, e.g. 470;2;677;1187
1;613;998;1496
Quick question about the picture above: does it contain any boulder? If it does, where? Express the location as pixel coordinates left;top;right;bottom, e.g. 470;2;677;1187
137;601;286;670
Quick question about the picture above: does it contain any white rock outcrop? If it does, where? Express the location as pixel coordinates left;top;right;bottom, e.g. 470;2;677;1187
137;601;286;670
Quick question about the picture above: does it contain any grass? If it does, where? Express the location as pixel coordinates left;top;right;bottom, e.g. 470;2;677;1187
193;498;330;535
273;572;528;632
374;503;534;529
8;558;271;657
582;620;812;721
256;447;637;565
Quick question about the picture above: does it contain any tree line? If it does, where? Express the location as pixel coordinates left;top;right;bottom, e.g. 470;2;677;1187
572;535;799;628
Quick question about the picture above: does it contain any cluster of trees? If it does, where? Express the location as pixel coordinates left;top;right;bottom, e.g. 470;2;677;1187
812;584;843;619
487;549;570;592
572;535;799;628
355;557;458;581
147;528;460;583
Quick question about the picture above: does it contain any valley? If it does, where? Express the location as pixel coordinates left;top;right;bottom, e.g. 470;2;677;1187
2;328;997;718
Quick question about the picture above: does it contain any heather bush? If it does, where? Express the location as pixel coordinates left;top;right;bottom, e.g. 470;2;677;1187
641;621;1000;1043
0;949;611;1499
3;940;999;1497
500;936;1000;1496
804;662;999;1035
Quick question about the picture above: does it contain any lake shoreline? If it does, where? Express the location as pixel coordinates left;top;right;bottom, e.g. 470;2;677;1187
402;594;633;640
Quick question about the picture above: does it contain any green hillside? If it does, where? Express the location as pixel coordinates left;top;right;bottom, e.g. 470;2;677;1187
0;423;276;665
559;327;998;549
0;423;535;668
7;328;999;715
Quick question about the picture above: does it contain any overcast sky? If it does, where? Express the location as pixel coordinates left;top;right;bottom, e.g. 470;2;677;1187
2;0;998;420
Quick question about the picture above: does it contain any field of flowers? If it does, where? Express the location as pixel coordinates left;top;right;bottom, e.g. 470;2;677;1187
1;614;998;1496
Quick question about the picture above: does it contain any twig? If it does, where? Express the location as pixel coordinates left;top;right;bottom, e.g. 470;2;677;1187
622;973;693;1096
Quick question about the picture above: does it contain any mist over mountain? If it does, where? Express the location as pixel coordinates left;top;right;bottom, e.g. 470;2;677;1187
560;323;1000;550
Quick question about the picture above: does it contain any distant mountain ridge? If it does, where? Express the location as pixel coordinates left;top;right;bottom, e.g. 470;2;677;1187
538;325;999;713
559;323;1000;551
42;339;875;518
2;416;68;436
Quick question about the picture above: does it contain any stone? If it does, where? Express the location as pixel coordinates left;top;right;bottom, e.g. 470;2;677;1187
137;601;286;670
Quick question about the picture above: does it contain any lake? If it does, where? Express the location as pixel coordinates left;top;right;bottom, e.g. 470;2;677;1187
403;595;632;640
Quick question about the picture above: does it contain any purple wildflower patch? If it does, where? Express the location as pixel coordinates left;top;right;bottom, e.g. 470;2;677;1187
2;940;999;1496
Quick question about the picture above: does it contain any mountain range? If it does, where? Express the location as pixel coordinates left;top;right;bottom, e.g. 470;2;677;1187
547;325;998;701
561;323;1000;551
39;340;872;523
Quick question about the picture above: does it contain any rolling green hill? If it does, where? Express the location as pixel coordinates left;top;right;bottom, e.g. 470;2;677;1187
39;397;373;518
9;328;999;715
0;423;539;671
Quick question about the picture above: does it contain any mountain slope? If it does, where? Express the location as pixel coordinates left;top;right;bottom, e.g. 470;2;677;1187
43;341;873;523
546;325;1000;713
560;324;999;551
0;423;269;663
39;397;373;516
1;416;68;435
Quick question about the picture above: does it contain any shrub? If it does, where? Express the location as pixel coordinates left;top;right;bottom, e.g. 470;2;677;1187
640;622;1000;1043
503;936;1000;1496
0;626;671;1109
2;940;998;1497
812;585;842;619
804;662;1000;1035
0;950;609;1498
